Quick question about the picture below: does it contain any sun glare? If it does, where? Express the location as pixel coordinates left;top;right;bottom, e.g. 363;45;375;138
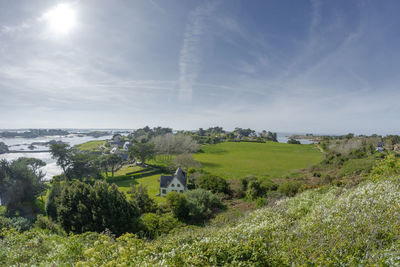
42;4;77;35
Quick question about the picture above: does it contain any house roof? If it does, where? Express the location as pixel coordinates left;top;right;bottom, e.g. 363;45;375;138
160;175;173;188
160;167;187;188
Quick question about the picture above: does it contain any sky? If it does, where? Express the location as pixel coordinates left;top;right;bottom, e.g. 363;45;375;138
0;0;399;134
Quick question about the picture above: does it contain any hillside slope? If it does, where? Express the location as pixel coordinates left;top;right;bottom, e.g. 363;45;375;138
3;169;400;265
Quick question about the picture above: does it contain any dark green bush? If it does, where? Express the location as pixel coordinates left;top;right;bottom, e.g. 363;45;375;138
140;213;182;239
197;174;231;195
35;215;65;235
278;181;302;197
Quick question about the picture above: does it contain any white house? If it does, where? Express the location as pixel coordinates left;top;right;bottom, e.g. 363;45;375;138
123;141;132;151
159;167;188;197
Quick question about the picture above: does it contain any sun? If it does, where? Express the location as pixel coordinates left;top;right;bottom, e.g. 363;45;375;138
42;4;77;35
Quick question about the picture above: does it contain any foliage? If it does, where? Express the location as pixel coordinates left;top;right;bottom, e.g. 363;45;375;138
278;180;302;197
55;181;140;235
34;215;65;235
129;142;155;164
166;191;189;220
106;154;123;177
129;184;157;214
171;153;200;170
185;189;223;221
4;165;400;265
369;153;400;181
287;138;301;144
0;216;32;231
50;143;72;175
197;174;231;195
152;133;199;156
67;152;102;180
0;158;47;218
140;213;182;239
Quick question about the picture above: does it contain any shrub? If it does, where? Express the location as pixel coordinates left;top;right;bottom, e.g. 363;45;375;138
197;174;231;195
0;216;11;230
35;215;65;235
185;189;223;221
246;180;264;200
140;213;182;239
254;197;267;208
166;192;189;220
278;181;302;197
129;184;157;214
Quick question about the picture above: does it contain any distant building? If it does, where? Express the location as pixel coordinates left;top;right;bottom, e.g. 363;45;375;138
110;147;118;154
376;141;385;152
113;134;122;143
159;167;188;197
123;141;132;151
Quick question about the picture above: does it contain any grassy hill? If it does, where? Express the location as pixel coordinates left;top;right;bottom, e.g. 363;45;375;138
193;142;322;179
2;159;400;265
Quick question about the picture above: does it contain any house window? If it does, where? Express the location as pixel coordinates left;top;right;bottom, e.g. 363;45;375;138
177;184;180;187
171;184;175;187
180;190;183;193
162;189;166;194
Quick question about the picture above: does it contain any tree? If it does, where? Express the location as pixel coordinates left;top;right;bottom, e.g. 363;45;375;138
107;154;122;177
56;181;140;235
129;143;155;164
67;153;102;181
50;143;72;176
152;134;199;157
166;191;189;220
287;138;301;144
0;142;9;154
129;185;157;214
14;158;46;177
261;131;278;142
98;155;110;177
45;182;63;221
0;158;47;218
171;154;200;170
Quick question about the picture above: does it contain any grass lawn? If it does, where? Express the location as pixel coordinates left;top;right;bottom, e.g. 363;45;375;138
193;142;322;179
106;165;167;203
75;140;106;151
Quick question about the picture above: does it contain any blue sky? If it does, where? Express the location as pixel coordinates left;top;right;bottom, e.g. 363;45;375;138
0;0;399;134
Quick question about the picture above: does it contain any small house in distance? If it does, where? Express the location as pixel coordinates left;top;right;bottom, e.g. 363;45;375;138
159;167;188;197
376;141;385;152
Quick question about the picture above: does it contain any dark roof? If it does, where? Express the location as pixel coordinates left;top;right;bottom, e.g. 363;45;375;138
159;167;187;188
160;175;173;188
174;167;187;187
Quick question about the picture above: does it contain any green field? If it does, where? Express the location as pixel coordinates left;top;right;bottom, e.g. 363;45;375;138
193;142;322;179
75;140;105;151
106;165;167;203
83;141;322;202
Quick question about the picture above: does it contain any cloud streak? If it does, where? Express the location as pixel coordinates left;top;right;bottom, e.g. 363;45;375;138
178;1;219;102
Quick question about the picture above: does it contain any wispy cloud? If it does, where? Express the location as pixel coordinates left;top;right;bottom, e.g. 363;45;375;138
1;22;31;34
178;1;219;102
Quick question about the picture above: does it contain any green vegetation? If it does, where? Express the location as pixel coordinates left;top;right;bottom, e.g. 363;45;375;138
5;128;400;265
75;140;105;151
105;166;166;203
2;155;400;265
193;142;322;179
